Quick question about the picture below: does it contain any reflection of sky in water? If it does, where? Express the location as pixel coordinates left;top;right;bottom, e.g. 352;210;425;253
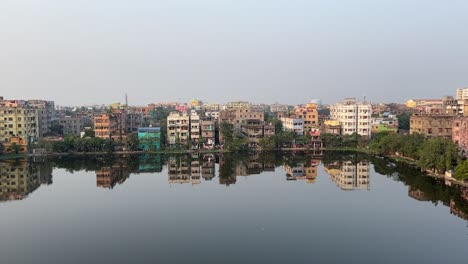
0;154;467;264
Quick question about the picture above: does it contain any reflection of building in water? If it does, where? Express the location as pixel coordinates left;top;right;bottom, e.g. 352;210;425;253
96;163;130;189
284;160;319;183
408;186;430;201
0;159;51;201
168;156;191;184
201;154;216;181
325;161;370;190
138;154;162;173
191;160;201;185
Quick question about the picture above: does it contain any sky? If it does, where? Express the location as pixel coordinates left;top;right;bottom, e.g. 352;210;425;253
1;0;467;106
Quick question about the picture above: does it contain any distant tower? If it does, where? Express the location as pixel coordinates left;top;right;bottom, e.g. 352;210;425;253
125;93;128;108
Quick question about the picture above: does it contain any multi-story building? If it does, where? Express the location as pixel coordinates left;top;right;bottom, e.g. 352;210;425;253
263;123;275;137
167;111;190;146
270;102;289;113
94;110;128;142
323;120;341;135
456;87;468;100
27;100;55;137
200;119;215;149
57;116;84;136
94;113;117;140
241;119;264;147
294;102;319;132
189;111;201;148
137;127;161;151
452;117;468;155
330;98;372;137
280;117;304;135
225;101;252;109
0;105;39;147
410;114;454;140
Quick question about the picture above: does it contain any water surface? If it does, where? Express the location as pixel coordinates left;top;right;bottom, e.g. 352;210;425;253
0;152;467;264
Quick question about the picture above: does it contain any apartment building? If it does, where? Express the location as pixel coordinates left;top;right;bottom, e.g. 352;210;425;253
167;111;190;145
294;102;319;132
241;119;264;147
189;111;201;148
0;105;39;145
27;100;55;137
452;117;468;155
330;98;372;137
410;114;454;140
201;120;215;149
57;116;84;136
280;117;304;135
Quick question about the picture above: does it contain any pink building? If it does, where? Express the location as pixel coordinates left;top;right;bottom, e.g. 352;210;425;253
452;117;468;156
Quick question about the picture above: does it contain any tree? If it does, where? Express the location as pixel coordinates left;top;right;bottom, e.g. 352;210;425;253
219;121;234;146
454;160;468;181
125;133;139;151
11;143;21;154
83;128;95;138
397;112;412;131
50;120;64;135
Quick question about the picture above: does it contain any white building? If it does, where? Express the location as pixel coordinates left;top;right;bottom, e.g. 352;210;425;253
167;111;190;145
330;98;372;137
280;117;304;135
189;110;201;148
456;88;468;100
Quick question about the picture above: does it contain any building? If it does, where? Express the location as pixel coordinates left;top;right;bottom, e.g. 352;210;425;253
371;116;399;135
0;104;39;148
225;101;252;109
270;102;289;113
324;119;341;135
189;111;201;149
138;127;161;151
410;114;454;140
452;117;468;155
294;102;319;132
219;107;265;135
241;119;264;147
93;110;128;142
167;111;190;146
280;117;304;135
57;116;84;135
456;87;468;100
200;120;215;149
27;100;55;137
330;98;372;137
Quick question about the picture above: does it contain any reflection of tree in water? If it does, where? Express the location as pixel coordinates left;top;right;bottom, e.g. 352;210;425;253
370;155;468;221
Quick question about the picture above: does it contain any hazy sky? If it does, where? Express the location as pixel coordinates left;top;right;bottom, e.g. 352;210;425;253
1;0;467;106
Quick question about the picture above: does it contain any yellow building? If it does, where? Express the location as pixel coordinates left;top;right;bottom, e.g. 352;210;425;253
406;100;417;108
0;106;38;149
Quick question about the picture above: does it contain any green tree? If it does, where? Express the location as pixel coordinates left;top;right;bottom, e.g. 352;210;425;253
125;133;139;151
11;143;21;154
454;160;468;180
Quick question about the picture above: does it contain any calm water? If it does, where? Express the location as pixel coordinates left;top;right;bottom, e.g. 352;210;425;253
0;152;467;264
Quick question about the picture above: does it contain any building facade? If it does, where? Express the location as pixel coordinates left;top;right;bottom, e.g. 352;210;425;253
410;114;454;140
167;111;190;146
330;98;372;137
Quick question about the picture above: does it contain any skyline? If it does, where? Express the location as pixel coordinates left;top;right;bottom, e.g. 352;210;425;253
1;0;468;105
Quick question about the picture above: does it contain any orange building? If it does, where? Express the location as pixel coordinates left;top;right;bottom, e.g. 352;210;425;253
294;103;319;132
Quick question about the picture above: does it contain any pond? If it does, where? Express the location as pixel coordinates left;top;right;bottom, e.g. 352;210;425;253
0;151;467;263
